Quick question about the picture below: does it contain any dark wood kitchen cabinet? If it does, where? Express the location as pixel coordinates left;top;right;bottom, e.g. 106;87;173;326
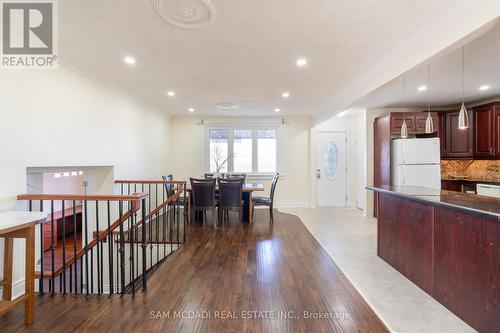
390;113;415;133
473;102;500;158
415;113;440;133
438;112;447;157
389;112;439;134
445;110;474;158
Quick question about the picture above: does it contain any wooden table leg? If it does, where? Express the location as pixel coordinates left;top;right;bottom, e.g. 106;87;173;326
25;226;35;325
248;191;253;224
2;237;13;301
187;193;191;224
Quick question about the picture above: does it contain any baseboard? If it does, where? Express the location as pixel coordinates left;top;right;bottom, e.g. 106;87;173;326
274;202;310;208
0;278;25;300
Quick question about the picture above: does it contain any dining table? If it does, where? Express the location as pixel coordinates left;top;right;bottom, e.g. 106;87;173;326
186;183;265;224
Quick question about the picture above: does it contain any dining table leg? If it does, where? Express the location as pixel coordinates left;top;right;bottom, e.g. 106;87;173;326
187;193;191;224
248;191;253;224
3;237;13;301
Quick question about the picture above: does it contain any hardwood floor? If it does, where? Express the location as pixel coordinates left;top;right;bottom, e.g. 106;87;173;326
0;210;388;333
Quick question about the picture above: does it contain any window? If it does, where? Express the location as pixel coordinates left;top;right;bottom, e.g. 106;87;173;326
209;129;229;173
257;129;277;172
207;127;278;174
233;129;253;172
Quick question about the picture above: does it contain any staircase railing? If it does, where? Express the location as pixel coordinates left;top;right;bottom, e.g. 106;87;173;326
17;193;148;296
114;180;187;293
16;180;186;297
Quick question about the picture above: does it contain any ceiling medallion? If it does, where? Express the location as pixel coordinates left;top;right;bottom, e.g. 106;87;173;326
217;103;239;110
152;0;216;29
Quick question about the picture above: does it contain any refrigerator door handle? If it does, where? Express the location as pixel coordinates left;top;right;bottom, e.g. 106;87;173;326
401;145;406;165
402;167;406;185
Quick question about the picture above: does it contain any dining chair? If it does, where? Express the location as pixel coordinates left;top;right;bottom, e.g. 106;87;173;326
190;178;217;227
252;173;279;223
226;173;246;182
162;175;187;224
204;173;215;179
217;178;244;227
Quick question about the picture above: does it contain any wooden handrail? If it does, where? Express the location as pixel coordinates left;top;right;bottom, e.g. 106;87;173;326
115;180;186;185
17;193;149;201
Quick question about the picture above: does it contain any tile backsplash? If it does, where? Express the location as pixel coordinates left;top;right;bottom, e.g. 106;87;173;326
441;160;500;180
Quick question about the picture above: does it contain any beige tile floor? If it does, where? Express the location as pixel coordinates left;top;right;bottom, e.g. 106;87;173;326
279;207;476;333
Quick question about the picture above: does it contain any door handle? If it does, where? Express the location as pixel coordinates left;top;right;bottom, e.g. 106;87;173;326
316;169;321;179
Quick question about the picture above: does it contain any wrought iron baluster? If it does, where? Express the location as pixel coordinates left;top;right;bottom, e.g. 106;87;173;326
118;201;125;295
62;200;67;295
141;197;147;291
39;200;45;294
50;200;55;295
95;201;101;295
107;201;113;295
84;200;89;295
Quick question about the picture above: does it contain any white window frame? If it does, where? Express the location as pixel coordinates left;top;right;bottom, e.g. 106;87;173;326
205;125;280;178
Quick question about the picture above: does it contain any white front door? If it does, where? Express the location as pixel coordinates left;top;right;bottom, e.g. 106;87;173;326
316;132;347;207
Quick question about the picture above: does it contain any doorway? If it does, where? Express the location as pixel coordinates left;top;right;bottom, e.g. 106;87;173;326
316;132;347;207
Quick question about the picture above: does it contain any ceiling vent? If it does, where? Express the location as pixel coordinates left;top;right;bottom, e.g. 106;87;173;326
217;103;239;110
152;0;216;29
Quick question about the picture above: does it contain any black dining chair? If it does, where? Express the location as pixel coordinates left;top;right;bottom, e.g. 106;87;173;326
217;178;244;227
226;173;246;182
162;175;186;208
190;178;217;227
252;173;279;223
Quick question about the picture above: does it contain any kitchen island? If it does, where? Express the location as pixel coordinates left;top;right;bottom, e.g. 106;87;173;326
367;185;499;333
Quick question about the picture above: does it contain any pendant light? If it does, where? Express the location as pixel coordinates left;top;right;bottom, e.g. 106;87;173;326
401;77;408;138
458;46;469;129
425;64;434;133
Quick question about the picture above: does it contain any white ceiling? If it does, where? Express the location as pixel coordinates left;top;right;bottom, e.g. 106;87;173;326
59;0;492;117
352;19;500;110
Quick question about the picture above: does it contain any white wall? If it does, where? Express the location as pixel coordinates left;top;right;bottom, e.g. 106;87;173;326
169;116;311;207
310;110;366;209
0;65;171;297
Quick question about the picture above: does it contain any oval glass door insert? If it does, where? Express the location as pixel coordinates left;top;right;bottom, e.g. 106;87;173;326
324;141;338;179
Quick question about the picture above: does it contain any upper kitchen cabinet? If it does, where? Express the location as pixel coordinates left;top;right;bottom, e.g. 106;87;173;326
473;102;500;158
390;113;415;133
438;113;447;156
445;110;474;158
415;113;440;133
390;112;439;135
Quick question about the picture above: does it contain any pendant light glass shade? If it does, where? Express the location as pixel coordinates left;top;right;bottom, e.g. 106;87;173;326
458;102;469;129
425;64;434;134
458;47;469;130
401;117;408;138
425;112;434;133
400;77;408;138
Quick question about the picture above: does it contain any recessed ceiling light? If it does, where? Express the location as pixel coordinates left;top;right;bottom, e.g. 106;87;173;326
167;91;175;97
188;108;195;112
274;108;281;112
282;92;290;98
296;58;307;67
124;56;136;65
479;85;490;91
417;86;427;91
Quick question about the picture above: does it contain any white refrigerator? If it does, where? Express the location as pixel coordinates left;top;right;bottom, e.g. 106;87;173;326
392;138;441;190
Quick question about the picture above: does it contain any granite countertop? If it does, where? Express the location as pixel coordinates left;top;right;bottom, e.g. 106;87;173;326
366;185;500;221
441;177;500;185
